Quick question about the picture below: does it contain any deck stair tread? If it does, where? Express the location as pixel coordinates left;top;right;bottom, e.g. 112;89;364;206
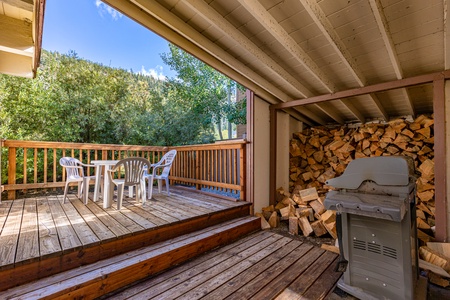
0;216;260;300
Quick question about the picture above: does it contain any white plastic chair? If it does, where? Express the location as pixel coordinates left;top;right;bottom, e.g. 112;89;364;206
107;157;151;209
60;157;99;204
144;150;177;199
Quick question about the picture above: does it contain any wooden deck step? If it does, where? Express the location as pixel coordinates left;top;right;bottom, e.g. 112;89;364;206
0;216;260;300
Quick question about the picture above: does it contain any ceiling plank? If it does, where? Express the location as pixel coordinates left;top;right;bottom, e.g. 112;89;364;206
182;0;314;99
314;103;345;124
300;0;366;86
237;0;336;93
299;0;373;122
444;0;450;69
368;0;415;117
341;99;366;123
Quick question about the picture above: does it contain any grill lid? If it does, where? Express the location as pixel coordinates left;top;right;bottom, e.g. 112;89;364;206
325;156;415;190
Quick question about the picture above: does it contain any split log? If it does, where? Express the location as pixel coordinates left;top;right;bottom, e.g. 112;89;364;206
255;213;271;230
298;216;313;236
289;217;299;235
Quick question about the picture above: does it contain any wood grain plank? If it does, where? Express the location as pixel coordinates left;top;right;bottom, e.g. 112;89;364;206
69;196;116;242
176;236;295;300
250;248;327;300
15;199;39;264
0;200;13;233
225;244;317;300
85;200;131;238
101;206;145;234
273;251;338;299
297;256;341;300
59;198;100;246
202;239;303;300
48;199;82;252
36;198;62;258
102;199;156;229
0;199;24;268
140;233;287;299
111;231;275;298
121;200;170;226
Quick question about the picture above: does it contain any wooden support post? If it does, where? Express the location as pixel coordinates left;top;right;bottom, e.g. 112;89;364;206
270;106;277;206
8;147;16;200
239;144;246;201
246;89;254;211
434;77;447;242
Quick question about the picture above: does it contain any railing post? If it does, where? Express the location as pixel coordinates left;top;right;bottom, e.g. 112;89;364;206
195;150;201;190
8;147;16;200
239;143;246;201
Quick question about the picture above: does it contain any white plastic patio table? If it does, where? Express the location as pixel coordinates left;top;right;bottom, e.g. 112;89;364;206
91;160;118;208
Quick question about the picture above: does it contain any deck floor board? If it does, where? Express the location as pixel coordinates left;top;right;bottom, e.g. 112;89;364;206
37;198;62;257
106;231;340;300
0;187;250;270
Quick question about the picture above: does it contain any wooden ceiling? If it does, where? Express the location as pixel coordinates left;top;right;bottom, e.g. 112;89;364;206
0;0;45;78
15;0;443;126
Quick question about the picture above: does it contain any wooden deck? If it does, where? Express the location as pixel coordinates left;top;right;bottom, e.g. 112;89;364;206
104;230;341;300
0;187;254;292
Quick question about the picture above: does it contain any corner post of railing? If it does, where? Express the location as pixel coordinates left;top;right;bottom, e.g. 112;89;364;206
8;145;16;200
0;138;3;203
102;150;107;160
239;142;246;201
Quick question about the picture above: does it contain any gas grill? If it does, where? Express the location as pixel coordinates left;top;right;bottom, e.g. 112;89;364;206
324;156;418;300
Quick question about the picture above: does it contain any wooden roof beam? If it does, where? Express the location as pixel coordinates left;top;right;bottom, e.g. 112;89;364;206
237;0;336;93
299;0;372;122
273;70;450;109
182;0;315;100
369;0;415;117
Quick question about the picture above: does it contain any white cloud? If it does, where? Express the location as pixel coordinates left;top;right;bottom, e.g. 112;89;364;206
95;0;122;20
139;65;167;81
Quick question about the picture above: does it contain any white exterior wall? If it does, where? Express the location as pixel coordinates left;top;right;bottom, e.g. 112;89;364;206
252;97;303;213
276;111;290;193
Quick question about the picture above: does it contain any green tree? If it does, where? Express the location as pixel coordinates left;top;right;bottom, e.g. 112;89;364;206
161;44;245;140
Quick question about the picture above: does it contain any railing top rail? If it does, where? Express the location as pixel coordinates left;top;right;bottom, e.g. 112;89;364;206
3;140;168;151
169;139;247;151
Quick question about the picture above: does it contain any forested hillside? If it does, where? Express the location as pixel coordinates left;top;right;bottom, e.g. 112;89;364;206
0;46;245;146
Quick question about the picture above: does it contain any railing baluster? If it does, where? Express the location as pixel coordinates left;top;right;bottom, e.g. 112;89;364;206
1;140;247;201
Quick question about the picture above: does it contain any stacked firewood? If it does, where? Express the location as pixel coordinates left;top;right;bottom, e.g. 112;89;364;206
288;114;436;238
256;186;337;238
419;242;450;287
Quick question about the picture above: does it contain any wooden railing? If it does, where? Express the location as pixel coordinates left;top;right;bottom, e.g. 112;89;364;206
0;139;246;201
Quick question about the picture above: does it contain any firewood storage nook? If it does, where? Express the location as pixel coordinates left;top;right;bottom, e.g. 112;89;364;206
269;70;449;242
324;156;418;300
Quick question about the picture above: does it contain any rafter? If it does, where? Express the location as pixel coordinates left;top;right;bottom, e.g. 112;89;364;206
237;0;336;93
369;0;415;117
300;0;388;122
236;0;350;124
182;0;313;99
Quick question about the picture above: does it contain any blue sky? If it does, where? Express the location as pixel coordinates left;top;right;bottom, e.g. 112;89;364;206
42;0;175;79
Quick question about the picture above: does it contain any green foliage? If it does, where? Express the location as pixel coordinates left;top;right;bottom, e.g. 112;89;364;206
0;47;245;147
